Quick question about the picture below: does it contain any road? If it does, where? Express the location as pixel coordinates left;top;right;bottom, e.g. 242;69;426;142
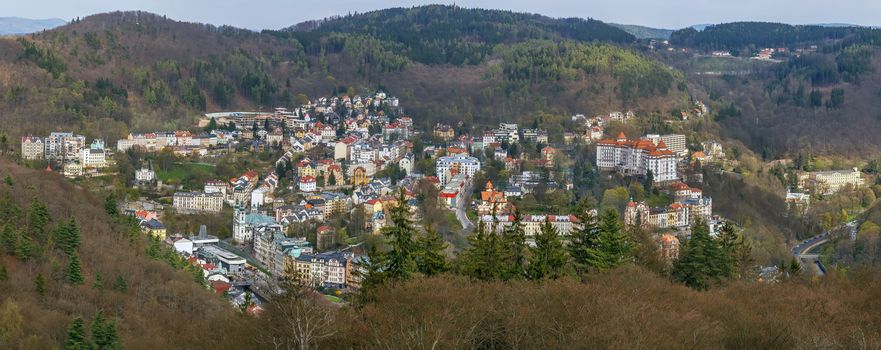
454;183;475;233
790;221;858;276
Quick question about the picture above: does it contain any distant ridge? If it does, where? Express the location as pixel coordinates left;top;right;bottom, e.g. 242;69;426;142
0;17;66;35
609;23;674;39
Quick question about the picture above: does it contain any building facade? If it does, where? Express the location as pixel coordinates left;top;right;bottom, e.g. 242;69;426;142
596;132;678;183
173;192;224;213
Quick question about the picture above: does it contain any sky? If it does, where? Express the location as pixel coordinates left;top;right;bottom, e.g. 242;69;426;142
3;0;881;30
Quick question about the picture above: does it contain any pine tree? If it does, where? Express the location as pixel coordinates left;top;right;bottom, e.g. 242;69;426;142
91;310;122;350
65;317;92;350
568;210;603;274
104;194;119;217
112;275;127;293
460;222;504;281
528;218;568;280
717;221;751;279
501;211;528;280
786;258;802;278
672;219;725;290
595;209;632;270
15;231;34;261
55;218;81;256
0;192;21;222
380;189;417;280
357;246;388;304
27;197;50;242
67;254;85;285
0;224;17;253
0;264;7;282
35;273;46;297
414;226;448;276
93;272;104;290
3;175;12;186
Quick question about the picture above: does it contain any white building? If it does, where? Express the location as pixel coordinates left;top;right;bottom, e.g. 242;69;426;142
46;132;86;161
173;192;224;213
596;132;678;183
79;148;107;169
798;168;864;195
135;168;155;183
478;214;579;237
644;134;687;156
436;154;481;184
299;176;317;192
20;136;45;160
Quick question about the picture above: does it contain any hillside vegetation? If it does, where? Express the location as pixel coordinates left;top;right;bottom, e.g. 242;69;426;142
662;21;881;158
0;8;688;143
0;160;249;349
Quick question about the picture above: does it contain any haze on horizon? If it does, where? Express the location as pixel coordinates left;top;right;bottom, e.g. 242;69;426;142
3;0;880;31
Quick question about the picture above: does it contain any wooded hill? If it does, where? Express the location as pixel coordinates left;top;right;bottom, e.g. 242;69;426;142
664;22;881;158
0;160;250;349
0;7;688;143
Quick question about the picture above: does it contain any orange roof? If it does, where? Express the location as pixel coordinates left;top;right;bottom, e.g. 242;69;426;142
670;182;689;190
617;131;626;139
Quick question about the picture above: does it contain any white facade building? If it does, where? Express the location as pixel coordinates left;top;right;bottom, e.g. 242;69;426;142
436;154;481;184
596;132;678;183
173;192;224;213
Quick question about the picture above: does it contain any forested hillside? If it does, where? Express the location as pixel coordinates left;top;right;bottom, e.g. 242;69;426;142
670;22;875;51
664;22;881;158
0;7;688;143
287;5;635;65
0;160;250;348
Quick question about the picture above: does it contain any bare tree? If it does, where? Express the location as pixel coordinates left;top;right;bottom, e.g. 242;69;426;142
256;288;339;350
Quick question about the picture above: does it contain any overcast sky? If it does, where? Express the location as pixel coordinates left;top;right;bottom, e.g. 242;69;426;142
4;0;881;30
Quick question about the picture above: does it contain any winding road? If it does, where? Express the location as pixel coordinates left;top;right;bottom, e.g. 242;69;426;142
790;221;858;276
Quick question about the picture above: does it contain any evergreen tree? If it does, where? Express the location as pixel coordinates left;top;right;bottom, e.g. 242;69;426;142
459;222;504;281
568;210;602;274
205;117;218;131
15;232;34;260
414;226;448;276
67;254;85;285
0;192;21;222
239;292;255;315
0;264;7;282
65;317;92;350
35;273;47;297
112;275;127;293
501;211;528;280
55;218;81;256
104;194;119;217
357;246;388;304
27;197;50;242
91;311;122;350
786;257;802;278
528;219;568;280
380;189;418;280
3;175;12;186
672;219;726;290
0;224;17;253
93;272;104;290
717;221;752;279
594;209;633;269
